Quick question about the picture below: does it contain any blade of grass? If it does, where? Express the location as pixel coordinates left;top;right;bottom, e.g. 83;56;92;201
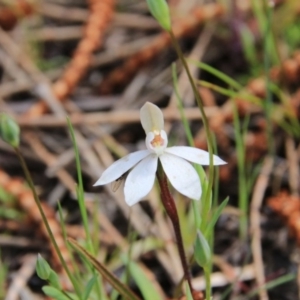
204;197;229;237
198;80;262;106
68;238;141;300
233;100;249;239
243;273;295;300
172;63;204;230
126;260;164;300
188;59;243;90
14;148;81;297
67;118;104;299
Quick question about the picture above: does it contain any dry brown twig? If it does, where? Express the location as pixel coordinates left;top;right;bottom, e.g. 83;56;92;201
285;137;300;196
192;264;255;290
16;106;219;128
250;157;274;300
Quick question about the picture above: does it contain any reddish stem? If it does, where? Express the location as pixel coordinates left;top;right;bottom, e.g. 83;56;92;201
156;167;194;294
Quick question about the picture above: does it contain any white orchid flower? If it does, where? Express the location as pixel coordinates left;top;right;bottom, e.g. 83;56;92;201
94;102;226;206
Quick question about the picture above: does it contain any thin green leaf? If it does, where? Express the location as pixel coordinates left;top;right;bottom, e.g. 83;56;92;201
188;60;243;90
68;238;141;300
146;0;171;31
83;275;98;300
185;281;194;300
36;254;51;280
128;261;163;300
67;118;104;299
171;63;203;229
67;118;93;253
243;273;295;300
205;197;229;237
194;230;211;268
48;270;62;290
42;286;72;300
198;80;261;106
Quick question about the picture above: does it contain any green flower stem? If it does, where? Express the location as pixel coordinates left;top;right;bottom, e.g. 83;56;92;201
169;30;214;225
14;147;81;296
169;29;213;298
156;163;195;297
204;267;211;300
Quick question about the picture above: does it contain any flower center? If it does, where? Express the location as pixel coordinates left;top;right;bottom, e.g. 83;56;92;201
151;131;165;147
146;130;168;156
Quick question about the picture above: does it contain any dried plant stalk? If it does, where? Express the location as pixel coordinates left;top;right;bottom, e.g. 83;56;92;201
99;3;225;94
268;192;300;244
0;169;72;272
0;0;35;31
27;0;115;117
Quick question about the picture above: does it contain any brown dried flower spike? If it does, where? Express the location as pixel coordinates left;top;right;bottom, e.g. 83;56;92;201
267;191;300;245
26;0;115;117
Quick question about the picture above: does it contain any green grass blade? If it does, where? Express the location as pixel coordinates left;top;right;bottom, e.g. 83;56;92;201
67;118;93;252
188;59;243;90
83;275;98;300
204;197;229;237
68;238;141;300
243;273;295;299
127;260;163;300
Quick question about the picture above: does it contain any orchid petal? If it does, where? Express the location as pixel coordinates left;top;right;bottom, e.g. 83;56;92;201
94;150;151;186
140;102;164;134
165;146;226;165
160;153;201;200
124;154;158;206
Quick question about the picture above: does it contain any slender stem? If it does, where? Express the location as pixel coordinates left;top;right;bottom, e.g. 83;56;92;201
204;267;211;300
262;2;275;156
169;30;214;202
14;147;81;296
156;165;194;295
169;30;213;297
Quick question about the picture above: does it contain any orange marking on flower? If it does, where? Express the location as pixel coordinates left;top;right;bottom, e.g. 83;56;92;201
151;134;164;148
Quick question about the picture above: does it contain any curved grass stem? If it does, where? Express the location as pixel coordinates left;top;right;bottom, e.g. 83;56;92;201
14;147;81;297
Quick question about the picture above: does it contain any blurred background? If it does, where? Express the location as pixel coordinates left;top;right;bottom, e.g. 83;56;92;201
0;0;300;299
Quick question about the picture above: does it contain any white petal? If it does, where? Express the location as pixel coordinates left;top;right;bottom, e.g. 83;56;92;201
94;150;151;186
140;102;164;134
160;153;201;200
124;154;158;206
165;146;226;165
